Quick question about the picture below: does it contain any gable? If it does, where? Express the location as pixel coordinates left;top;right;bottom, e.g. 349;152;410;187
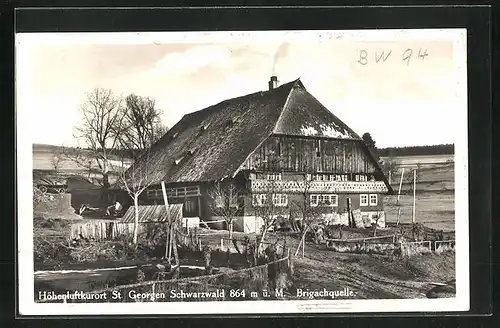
273;84;360;139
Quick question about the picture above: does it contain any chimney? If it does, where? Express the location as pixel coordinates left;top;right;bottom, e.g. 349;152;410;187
268;76;279;90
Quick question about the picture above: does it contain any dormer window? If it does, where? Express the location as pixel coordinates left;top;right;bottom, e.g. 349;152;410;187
200;122;211;132
172;132;179;139
174;156;185;165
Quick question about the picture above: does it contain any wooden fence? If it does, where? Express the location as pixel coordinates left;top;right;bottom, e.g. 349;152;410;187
326;237;454;256
326;234;397;246
435;240;456;251
70;221;147;241
403;240;432;251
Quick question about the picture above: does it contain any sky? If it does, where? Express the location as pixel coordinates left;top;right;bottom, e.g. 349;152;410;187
16;30;466;148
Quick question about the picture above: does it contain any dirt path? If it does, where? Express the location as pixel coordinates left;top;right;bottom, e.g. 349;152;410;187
289;243;454;300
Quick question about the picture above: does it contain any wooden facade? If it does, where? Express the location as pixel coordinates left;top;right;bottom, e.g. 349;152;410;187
143;134;388;232
239;135;377;174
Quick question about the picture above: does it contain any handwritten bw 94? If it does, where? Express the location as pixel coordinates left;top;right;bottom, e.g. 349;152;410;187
357;48;429;66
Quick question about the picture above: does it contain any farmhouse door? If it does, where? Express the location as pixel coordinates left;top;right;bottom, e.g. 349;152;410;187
183;197;199;217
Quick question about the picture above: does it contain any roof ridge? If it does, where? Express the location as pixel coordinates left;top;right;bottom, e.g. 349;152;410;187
182;79;300;121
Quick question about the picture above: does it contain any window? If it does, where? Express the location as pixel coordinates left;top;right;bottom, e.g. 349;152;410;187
369;194;378;206
272;194;288;207
174;156;185;165
310;194;338;207
313;174;330;181
355;174;360;182
252;194;267;207
253;194;287;207
166;186;201;198
266;173;281;180
360;194;368;206
147;189;162;198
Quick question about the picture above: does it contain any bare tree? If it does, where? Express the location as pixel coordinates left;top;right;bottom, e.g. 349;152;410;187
380;157;397;184
119;94;168;159
51;147;64;172
292;172;324;256
253;176;289;254
68;88;126;191
207;181;243;241
113;150;163;245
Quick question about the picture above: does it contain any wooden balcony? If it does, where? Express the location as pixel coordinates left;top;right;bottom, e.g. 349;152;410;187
249;179;388;194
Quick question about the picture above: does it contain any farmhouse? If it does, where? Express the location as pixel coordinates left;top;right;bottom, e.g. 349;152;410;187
127;76;393;233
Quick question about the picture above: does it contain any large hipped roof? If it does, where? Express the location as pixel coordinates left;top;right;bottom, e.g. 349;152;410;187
128;79;367;185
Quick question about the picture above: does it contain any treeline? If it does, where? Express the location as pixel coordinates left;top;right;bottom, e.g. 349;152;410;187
378;144;454;157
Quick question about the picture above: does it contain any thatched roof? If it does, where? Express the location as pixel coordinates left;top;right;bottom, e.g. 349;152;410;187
127;79;381;185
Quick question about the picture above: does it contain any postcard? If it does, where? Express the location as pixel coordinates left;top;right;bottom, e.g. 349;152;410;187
16;28;469;315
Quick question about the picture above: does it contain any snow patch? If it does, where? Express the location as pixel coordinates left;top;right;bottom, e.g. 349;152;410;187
319;124;350;138
300;124;351;138
300;126;319;136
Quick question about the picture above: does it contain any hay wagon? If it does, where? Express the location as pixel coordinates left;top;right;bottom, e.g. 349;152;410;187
34;176;68;194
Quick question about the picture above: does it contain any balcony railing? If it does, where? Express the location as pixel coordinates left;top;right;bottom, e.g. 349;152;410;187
249;179;388;194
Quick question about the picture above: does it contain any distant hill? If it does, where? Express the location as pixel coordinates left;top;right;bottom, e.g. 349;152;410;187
32;144;134;160
378;144;454;157
32;143;133;172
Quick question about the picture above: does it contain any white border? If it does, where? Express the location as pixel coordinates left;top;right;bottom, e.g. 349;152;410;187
16;29;469;316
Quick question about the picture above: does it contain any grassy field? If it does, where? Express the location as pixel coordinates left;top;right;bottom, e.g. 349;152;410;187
380;154;454;166
384;192;454;231
385;162;455;231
